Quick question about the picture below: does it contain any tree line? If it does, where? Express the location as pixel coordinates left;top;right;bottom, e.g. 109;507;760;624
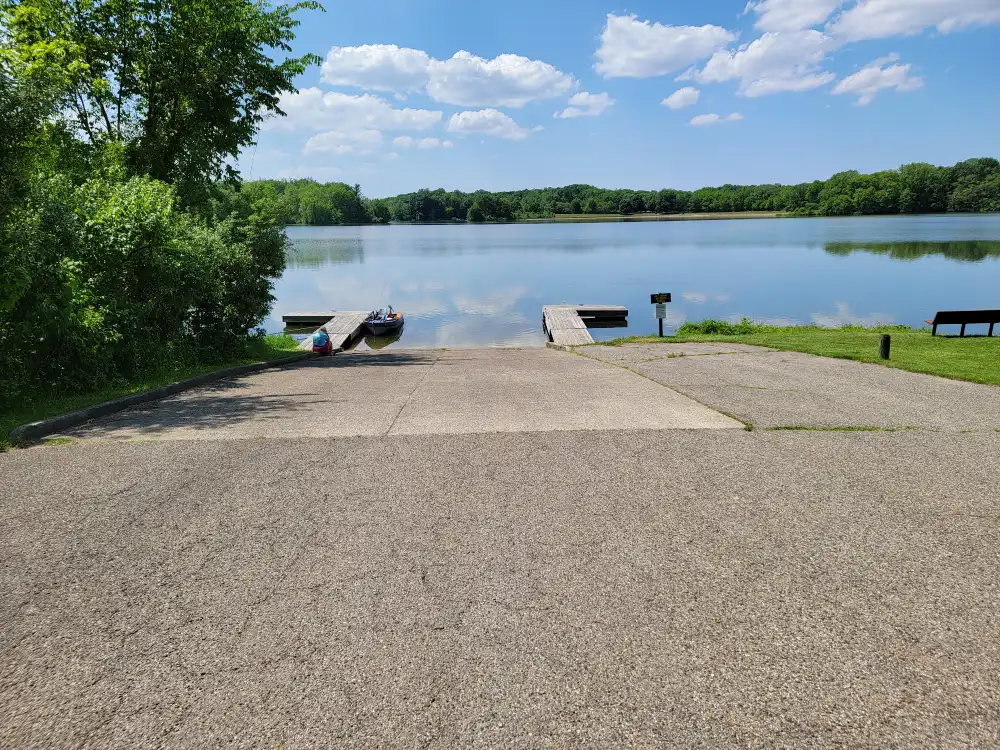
1;0;319;411
246;157;1000;225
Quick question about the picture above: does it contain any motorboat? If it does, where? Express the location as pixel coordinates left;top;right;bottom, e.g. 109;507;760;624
364;306;404;336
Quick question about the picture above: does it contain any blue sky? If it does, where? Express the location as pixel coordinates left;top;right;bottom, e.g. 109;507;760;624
243;0;1000;197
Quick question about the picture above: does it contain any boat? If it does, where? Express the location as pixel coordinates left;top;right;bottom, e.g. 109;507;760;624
364;306;404;336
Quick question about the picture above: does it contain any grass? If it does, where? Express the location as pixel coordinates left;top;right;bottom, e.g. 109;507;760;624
603;320;1000;387
0;334;301;450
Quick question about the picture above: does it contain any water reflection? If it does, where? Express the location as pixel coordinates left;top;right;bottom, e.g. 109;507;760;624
271;216;1000;346
361;328;404;350
825;240;1000;263
287;237;365;267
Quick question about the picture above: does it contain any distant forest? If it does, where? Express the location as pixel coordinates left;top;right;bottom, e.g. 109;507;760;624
243;158;1000;226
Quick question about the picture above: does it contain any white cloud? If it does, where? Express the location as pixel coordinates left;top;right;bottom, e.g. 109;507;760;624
321;44;431;93
662;87;701;110
427;51;575;107
320;44;575;108
302;129;383;156
690;113;744;126
554;91;615;118
828;0;1000;42
447;109;531;140
688;30;836;96
393;136;455;149
747;0;844;31
595;13;736;78
831;54;924;105
265;89;442;132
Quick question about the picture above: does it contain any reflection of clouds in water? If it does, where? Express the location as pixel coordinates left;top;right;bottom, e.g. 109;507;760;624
683;291;731;304
400;280;456;294
435;312;546;348
400;298;449;318
305;276;389;312
661;307;688;328
453;286;530;316
812;303;895;328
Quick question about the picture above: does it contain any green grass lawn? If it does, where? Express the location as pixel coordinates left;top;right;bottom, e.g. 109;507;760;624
604;321;1000;386
0;335;302;449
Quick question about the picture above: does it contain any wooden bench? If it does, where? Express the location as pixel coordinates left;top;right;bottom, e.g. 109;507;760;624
925;309;1000;337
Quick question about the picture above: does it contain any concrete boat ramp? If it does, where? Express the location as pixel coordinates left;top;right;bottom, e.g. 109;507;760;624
5;342;1000;748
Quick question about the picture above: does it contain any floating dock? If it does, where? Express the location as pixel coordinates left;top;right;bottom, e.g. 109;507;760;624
281;312;338;327
542;305;628;346
283;311;368;353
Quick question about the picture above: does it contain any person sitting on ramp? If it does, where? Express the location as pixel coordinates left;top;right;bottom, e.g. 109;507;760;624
312;326;334;356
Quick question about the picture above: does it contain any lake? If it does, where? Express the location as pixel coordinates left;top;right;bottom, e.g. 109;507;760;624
268;215;1000;349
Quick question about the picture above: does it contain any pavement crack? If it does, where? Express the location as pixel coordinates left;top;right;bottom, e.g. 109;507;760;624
385;352;442;436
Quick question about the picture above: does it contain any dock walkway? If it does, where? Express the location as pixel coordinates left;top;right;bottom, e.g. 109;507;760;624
542;305;628;346
289;311;368;352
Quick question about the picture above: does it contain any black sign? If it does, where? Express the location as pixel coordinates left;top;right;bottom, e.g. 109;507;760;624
650;293;672;304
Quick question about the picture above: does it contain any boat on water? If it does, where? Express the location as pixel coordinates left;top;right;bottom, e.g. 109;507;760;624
365;306;404;336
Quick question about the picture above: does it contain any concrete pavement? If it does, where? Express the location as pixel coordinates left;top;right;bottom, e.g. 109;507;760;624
3;430;1000;748
580;342;1000;431
3;344;1000;748
55;348;740;442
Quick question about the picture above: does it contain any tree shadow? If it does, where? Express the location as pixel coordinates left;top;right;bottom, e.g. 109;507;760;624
69;351;438;437
305;351;433;368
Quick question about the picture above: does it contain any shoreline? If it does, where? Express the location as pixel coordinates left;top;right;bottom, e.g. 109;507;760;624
518;211;786;224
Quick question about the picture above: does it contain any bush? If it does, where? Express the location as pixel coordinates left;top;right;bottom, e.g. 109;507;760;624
676;318;770;336
0;173;286;410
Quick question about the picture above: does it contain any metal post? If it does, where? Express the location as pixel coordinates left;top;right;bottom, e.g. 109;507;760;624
879;334;891;360
659;319;664;338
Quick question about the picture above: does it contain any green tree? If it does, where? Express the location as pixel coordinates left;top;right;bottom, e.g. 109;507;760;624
467;201;485;223
4;0;322;202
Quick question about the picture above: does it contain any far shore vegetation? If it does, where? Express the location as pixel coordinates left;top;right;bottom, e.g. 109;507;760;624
606;321;1000;387
244;157;1000;226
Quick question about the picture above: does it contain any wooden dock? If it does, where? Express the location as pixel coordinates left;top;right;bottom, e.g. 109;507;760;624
287;311;368;353
543;305;627;346
282;312;338;327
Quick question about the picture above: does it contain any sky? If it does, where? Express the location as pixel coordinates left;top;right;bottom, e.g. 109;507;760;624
242;0;1000;197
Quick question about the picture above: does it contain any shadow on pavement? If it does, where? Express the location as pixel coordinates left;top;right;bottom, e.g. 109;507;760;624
87;392;329;435
306;352;433;368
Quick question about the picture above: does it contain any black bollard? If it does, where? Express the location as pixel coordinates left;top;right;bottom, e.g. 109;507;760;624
879;334;891;360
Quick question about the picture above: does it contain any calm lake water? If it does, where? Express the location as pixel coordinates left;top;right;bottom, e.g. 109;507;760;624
268;215;1000;349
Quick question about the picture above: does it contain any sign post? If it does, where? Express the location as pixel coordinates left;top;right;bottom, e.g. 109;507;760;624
650;293;671;337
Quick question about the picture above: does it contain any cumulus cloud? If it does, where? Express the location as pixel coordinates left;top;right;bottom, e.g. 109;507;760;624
686;30;836;97
427;51;575;107
321;44;432;93
746;0;845;32
320;44;575;107
303;129;383;156
831;54;924;105
264;89;442;132
690;113;744;126
595;13;736;78
447;109;531;140
662;87;701;110
554;91;615;118
828;0;1000;42
393;136;455;149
